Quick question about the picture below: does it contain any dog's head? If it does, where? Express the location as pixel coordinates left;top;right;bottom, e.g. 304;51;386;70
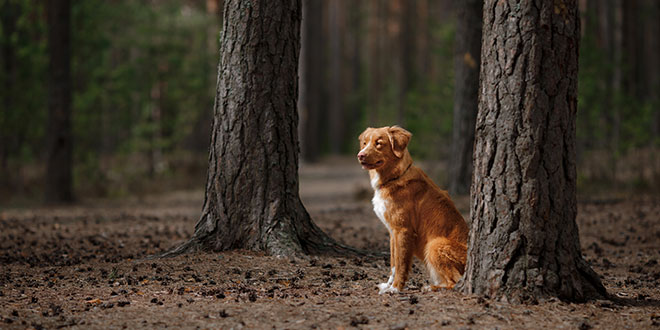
357;126;412;170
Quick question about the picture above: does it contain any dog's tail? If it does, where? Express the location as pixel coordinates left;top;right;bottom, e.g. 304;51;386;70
424;237;467;288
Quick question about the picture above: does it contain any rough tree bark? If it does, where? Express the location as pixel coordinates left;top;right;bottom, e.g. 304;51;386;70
162;0;361;258
456;0;607;302
45;0;73;203
449;0;482;196
298;0;323;163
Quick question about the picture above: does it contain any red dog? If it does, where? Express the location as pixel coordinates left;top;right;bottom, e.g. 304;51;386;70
357;126;468;293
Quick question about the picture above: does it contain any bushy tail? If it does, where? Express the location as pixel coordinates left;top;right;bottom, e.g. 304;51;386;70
424;237;467;288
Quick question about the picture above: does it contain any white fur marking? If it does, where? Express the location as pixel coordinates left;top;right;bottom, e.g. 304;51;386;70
426;261;441;286
378;267;397;294
371;173;390;233
370;172;379;190
359;141;371;155
378;284;399;294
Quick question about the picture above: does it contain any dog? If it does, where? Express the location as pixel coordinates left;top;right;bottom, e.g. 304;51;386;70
357;126;468;294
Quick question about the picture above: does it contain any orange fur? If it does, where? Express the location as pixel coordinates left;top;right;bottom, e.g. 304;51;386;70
357;126;468;293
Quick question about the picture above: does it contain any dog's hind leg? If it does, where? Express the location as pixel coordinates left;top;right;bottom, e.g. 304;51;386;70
423;237;467;290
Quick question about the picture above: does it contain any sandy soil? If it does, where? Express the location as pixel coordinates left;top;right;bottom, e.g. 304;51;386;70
1;158;659;329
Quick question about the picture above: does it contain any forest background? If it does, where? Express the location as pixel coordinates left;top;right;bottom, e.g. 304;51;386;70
1;0;658;205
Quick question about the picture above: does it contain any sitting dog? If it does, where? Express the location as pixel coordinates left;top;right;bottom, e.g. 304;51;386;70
357;126;468;294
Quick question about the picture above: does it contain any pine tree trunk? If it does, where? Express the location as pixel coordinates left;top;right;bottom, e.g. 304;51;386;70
162;0;362;258
449;0;482;196
456;0;607;302
45;0;73;203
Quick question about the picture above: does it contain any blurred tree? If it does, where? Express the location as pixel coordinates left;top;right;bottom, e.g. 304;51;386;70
393;0;413;126
0;0;18;178
415;0;430;81
448;0;482;196
45;0;73;203
343;0;365;150
327;0;345;154
457;0;607;302
299;0;324;162
367;0;385;126
645;1;660;139
162;0;358;257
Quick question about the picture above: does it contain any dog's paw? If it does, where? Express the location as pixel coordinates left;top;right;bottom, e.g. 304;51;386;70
378;283;399;294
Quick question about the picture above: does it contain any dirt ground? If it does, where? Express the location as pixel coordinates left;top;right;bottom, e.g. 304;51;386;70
1;158;659;329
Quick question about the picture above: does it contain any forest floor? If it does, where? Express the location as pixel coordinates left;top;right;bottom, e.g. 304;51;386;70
1;158;659;329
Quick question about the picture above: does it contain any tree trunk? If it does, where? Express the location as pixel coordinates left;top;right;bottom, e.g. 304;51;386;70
298;0;323;162
448;0;482;196
0;0;18;177
393;0;413;126
327;0;345;154
162;0;361;258
415;0;430;81
343;0;363;142
45;0;73;203
367;0;384;126
456;0;607;302
645;0;660;139
640;0;660;175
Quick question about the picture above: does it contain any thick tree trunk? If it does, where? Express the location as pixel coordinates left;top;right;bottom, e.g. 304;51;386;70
45;0;73;203
456;0;607;302
448;0;482;196
298;0;323;162
162;0;362;258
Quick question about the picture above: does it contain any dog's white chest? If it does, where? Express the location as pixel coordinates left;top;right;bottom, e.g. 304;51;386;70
371;174;391;233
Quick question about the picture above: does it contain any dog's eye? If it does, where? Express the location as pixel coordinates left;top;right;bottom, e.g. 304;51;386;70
375;141;382;147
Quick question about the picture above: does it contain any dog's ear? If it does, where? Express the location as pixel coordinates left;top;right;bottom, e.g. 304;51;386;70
388;126;412;158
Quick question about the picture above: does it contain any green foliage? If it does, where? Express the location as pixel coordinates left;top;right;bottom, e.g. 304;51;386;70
0;0;47;165
405;21;455;160
577;11;658;190
357;20;456;160
1;0;218;199
2;1;657;202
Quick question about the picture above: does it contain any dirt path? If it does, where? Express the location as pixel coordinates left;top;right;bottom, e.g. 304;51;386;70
1;158;659;329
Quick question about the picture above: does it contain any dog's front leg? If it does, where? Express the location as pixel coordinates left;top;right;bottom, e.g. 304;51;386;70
390;228;414;292
379;228;413;294
378;234;396;293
